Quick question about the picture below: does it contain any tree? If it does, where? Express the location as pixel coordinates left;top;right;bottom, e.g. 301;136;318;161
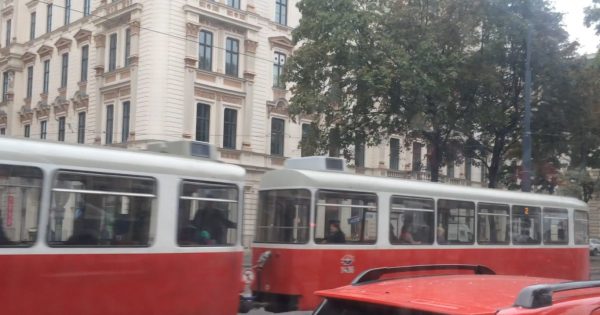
462;0;575;188
585;0;600;36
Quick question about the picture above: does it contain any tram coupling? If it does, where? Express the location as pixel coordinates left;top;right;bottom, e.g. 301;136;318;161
239;251;272;313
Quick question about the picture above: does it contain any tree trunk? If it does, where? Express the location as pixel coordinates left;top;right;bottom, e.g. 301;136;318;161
487;135;506;188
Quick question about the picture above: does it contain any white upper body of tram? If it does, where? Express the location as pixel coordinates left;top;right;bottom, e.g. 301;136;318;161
0;136;246;255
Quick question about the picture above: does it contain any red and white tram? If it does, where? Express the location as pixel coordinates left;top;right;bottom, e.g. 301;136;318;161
248;156;590;312
0;137;245;315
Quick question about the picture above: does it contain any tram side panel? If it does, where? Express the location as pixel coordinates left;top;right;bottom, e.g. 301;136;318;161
251;246;588;311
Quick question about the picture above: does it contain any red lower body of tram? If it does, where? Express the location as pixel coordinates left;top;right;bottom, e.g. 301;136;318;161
0;251;243;315
250;246;589;312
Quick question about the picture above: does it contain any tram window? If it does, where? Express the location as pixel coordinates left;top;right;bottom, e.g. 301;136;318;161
47;171;156;247
542;208;568;244
574;210;589;245
477;203;510;245
255;189;311;244
178;181;239;246
390;196;434;245
315;190;377;244
437;199;475;244
511;205;541;245
0;164;43;247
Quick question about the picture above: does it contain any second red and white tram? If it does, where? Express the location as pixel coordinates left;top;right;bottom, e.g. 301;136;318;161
249;156;590;312
0;137;246;315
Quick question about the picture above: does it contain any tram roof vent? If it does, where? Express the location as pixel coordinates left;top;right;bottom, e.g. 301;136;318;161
284;156;347;172
145;141;218;160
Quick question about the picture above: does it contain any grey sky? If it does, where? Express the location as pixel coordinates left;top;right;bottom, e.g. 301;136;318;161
552;0;600;54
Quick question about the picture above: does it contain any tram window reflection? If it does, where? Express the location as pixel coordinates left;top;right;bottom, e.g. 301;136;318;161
542;208;568;244
47;171;156;247
178;181;239;246
0;164;42;247
437;199;475;245
390;196;434;245
255;189;311;244
315;190;377;244
574;210;589;245
477;203;510;245
511;205;541;245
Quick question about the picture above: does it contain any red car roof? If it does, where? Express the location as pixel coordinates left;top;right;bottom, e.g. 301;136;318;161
315;275;565;315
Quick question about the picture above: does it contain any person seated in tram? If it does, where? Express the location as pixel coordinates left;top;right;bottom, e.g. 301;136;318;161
400;214;421;244
325;220;346;243
192;196;236;245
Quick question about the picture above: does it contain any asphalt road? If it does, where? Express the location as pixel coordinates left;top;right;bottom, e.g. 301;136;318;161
244;255;600;315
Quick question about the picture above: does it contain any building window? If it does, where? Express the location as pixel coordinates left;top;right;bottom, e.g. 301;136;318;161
465;158;472;181
0;127;5;135
24;124;30;138
122;101;130;143
273;52;286;88
195;103;210;142
46;4;52;33
26;66;33;98
30;12;36;40
223;108;237;149
355;141;365;168
81;45;89;82
199;30;213;71
106;105;114;144
108;33;117;72
2;72;9;101
301;123;311;157
84;0;91;16
64;0;71;25
40;120;47;139
412;142;422;171
481;165;487;183
227;0;240;9
447;162;454;178
61;53;69;88
225;38;239;77
43;60;50;94
124;28;131;66
5;19;11;47
275;0;288;25
58;116;65;141
77;111;85;144
271;118;285;156
389;138;400;170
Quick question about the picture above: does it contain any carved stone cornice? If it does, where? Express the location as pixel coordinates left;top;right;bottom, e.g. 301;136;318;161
74;29;92;44
244;40;258;54
267;98;289;115
37;45;53;59
55;37;73;52
71;90;89;111
268;36;294;51
19;106;34;123
94;34;106;48
186;22;200;37
21;52;36;64
35;100;50;119
52;95;69;116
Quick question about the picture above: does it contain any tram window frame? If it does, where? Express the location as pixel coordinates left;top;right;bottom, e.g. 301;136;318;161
314;190;378;245
177;180;240;247
511;205;542;245
437;199;475;245
477;203;510;245
0;164;43;247
574;210;589;245
542;208;569;245
46;170;157;248
389;195;434;245
254;189;311;244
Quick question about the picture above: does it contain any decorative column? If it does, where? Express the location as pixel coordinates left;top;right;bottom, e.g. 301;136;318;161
242;39;258;150
93;34;106;144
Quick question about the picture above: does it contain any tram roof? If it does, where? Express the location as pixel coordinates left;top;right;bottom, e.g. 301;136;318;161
0;137;246;182
260;169;588;209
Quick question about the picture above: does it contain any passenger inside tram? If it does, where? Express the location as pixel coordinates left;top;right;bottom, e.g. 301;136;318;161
192;197;237;245
399;214;421;244
325;220;346;243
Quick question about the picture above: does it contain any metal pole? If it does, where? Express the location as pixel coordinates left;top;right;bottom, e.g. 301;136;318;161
521;23;532;192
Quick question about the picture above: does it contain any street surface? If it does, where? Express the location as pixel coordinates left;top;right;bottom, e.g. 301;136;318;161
244;255;600;315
